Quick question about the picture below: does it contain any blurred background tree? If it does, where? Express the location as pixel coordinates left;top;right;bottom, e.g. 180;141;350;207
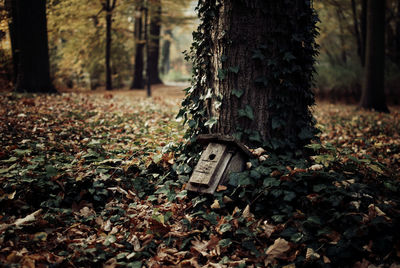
0;0;398;105
315;0;400;105
44;0;195;90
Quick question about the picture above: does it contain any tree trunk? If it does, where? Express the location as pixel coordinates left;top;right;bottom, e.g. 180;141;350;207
148;0;162;85
394;0;400;68
184;0;318;152
5;0;19;84
14;0;55;93
360;0;389;112
103;0;117;90
351;0;363;65
336;8;347;64
105;10;112;90
161;29;172;75
360;0;367;66
131;5;144;89
145;4;151;97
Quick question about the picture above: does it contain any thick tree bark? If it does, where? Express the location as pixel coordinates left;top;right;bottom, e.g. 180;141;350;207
360;0;389;112
131;5;144;89
5;0;19;84
192;0;318;151
148;0;162;85
14;0;55;93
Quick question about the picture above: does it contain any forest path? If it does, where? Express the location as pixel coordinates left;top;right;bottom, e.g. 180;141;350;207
60;83;187;100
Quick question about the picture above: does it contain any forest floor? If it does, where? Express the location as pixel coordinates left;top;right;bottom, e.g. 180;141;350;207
0;86;399;267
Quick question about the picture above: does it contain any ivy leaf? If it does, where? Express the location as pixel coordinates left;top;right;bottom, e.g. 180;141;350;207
203;88;213;99
283;52;296;61
229;66;240;74
219;223;232;233
45;165;58;178
238;105;254;120
305;143;322;151
298;128;314;140
252;49;265;60
370;164;384;174
218;69;227;80
272;118;284;130
205;117;218;128
249;132;262;143
231;89;244;98
283;191;296;202
219;238;232;248
188;119;197;128
263;177;280;187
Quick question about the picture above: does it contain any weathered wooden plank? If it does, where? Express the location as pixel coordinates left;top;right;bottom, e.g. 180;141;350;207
186;135;253;194
189;143;228;186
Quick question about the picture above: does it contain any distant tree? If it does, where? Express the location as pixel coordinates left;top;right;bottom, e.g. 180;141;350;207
160;28;172;75
350;0;367;66
4;0;19;84
181;0;318;152
386;0;400;69
131;1;145;89
13;0;55;93
102;0;118;90
148;0;162;85
360;0;389;112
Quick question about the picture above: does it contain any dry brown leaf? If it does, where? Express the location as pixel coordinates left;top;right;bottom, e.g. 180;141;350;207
323;256;331;264
211;199;220;209
14;209;42;227
217;185;227;192
243;204;253;219
253;147;266;156
191;239;209;256
282;264;296;268
262;221;276;238
266;238;290;259
305;248;320;261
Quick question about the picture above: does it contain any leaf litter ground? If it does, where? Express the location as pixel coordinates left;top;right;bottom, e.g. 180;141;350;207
0;89;399;267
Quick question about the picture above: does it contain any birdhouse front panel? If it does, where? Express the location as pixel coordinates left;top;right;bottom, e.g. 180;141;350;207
189;142;229;186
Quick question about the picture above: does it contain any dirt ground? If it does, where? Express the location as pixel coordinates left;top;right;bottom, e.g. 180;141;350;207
59;83;187;99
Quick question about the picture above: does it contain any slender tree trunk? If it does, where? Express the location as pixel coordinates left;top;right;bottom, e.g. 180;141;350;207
351;0;363;65
360;0;389;112
105;10;112;90
145;4;151;97
103;0;117;90
131;5;144;89
161;29;172;75
5;0;19;84
188;0;318;151
360;0;367;66
394;0;400;68
336;8;347;64
14;0;55;93
148;0;162;85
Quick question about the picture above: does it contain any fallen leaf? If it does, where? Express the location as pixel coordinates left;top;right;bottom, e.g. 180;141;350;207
14;209;42;227
266;238;290;259
211;199;220;209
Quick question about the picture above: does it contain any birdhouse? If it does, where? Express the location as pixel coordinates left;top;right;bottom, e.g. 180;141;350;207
186;134;253;194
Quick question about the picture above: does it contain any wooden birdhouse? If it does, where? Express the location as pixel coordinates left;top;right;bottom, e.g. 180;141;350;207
186;134;253;194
